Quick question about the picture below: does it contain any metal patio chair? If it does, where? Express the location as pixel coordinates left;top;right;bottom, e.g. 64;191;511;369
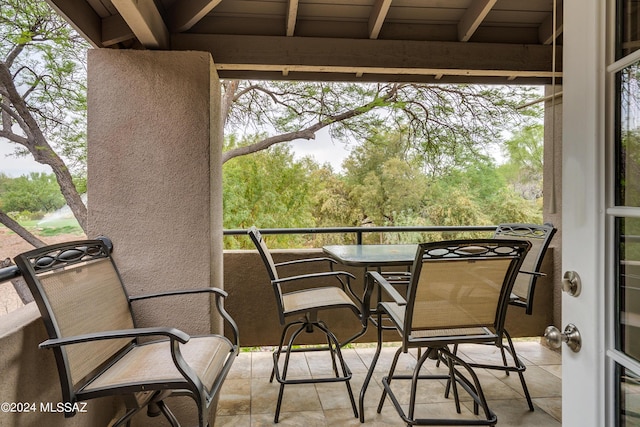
437;223;556;403
248;227;366;423
493;222;557;315
14;239;239;427
359;239;530;426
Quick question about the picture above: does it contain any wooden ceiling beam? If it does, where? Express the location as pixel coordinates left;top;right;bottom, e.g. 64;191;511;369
173;34;561;77
112;0;169;49
102;14;135;46
215;63;560;79
368;0;393;39
286;0;299;36
539;0;563;45
168;0;222;32
458;0;497;42
45;0;103;47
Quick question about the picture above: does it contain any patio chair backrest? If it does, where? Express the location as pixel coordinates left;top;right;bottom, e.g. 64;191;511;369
493;223;557;314
14;241;135;397
404;239;530;339
248;227;279;281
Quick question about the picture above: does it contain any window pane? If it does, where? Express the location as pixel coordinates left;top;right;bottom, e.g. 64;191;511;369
619;365;640;426
618;218;640;361
616;63;640;206
618;0;640;59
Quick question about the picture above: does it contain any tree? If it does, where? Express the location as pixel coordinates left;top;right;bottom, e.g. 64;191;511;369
222;81;541;167
0;172;65;212
0;1;543;248
500;124;544;200
344;132;427;225
222;135;317;248
0;0;88;244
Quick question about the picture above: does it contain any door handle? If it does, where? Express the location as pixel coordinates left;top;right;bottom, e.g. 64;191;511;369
544;323;582;352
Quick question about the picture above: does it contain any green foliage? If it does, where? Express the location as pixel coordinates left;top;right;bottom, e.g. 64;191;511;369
226;81;542;165
500;124;544;200
37;225;83;236
221;126;544;249
343;130;428;226
0;172;65;213
223;135;317;248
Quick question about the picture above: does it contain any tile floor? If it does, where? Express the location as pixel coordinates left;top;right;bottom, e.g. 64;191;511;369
215;339;562;426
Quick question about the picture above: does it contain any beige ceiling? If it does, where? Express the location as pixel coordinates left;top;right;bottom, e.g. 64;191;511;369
46;0;562;84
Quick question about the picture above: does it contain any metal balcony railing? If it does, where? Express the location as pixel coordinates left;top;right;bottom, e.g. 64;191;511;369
1;226;497;284
224;225;496;245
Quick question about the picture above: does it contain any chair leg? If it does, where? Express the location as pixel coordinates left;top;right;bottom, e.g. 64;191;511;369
499;332;510;376
272;319;358;423
377;347;403;414
407;347;437;421
436;343;457;368
317;320;358;418
112;408;144;427
271;320;305;383
445;352;462;414
323;323;340;377
440;347;497;425
113;391;179;427
274;322;307;423
157;400;180;427
359;310;384;423
379;345;497;426
502;331;534;411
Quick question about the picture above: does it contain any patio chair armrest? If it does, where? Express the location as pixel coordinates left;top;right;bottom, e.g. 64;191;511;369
130;288;240;349
39;326;191;349
129;287;228;301
367;271;407;306
519;270;546;277
275;257;337;268
272;270;356;284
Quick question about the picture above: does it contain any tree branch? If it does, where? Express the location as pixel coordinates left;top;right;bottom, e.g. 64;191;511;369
222;85;400;163
0;210;46;248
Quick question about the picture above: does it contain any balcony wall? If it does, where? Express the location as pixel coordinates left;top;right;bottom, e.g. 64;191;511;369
223;247;557;346
0;304;118;426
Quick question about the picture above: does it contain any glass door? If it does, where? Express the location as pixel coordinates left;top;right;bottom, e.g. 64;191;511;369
610;1;640;425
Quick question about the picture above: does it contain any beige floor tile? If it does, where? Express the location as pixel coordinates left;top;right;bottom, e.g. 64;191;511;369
314;380;359;411
227;352;253;379
533;397;562;422
217;378;251;416
539;363;562;379
492;364;562;399
252;410;326;426
251;351;276;379
512;341;562;365
464;398;562;426
214;414;251;427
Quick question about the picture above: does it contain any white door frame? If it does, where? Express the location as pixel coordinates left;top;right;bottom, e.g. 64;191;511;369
561;0;606;425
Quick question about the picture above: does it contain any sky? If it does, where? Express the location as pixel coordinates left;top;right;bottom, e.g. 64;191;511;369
289;128;350;171
0;140;51;177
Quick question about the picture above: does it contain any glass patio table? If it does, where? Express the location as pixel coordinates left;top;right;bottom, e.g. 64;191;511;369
322;244;418;268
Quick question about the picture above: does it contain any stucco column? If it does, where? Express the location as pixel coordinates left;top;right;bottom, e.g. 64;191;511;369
87;50;223;335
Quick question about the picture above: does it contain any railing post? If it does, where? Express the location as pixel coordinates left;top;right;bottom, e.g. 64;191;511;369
356;231;363;245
